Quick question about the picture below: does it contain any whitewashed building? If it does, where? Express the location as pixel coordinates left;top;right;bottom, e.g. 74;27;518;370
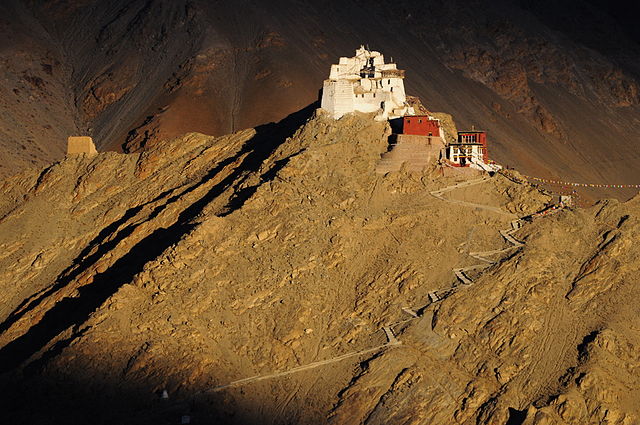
446;131;502;172
321;46;414;120
447;144;485;167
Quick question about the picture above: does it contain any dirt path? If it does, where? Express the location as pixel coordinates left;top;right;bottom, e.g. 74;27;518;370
429;177;518;218
211;341;401;392
451;219;525;285
429;178;527;285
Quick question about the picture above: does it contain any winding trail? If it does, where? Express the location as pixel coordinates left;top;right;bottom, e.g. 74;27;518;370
429;177;525;287
212;341;401;392
451;219;525;286
429;177;518;218
209;175;561;392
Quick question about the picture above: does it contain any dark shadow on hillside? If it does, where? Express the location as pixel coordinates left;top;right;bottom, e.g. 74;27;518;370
388;117;403;134
0;102;318;375
384;133;398;153
219;103;317;215
506;407;527;425
0;187;177;336
3;365;310;425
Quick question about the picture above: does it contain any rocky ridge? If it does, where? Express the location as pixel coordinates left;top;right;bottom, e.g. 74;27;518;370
0;111;639;424
1;0;640;202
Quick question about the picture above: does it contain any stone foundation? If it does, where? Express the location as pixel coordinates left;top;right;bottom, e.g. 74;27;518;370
376;134;444;173
440;164;483;177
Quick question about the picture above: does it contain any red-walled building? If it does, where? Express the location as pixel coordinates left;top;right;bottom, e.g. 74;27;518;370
458;130;488;161
446;130;490;167
403;115;440;136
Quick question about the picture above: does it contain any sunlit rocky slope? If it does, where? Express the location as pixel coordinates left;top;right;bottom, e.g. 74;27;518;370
1;0;639;201
1;111;638;424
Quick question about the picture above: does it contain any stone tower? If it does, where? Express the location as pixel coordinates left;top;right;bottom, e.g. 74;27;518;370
67;136;98;156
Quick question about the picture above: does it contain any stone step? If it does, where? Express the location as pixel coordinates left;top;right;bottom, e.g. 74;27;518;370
375;135;444;174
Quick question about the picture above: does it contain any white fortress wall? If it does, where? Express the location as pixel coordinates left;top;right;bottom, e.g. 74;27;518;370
352;91;385;114
320;81;335;115
321;46;412;120
322;80;355;119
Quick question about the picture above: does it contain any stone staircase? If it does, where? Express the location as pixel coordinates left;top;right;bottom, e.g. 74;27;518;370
376;134;444;173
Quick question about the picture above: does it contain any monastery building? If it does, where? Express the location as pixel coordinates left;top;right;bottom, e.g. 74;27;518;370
446;130;489;167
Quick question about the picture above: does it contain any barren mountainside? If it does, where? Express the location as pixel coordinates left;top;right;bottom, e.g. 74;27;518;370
0;0;639;201
1;111;639;424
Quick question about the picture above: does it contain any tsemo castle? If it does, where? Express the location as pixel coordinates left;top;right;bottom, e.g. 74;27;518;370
320;46;414;121
320;46;501;173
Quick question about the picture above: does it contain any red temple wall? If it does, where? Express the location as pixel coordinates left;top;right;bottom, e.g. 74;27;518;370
403;116;440;136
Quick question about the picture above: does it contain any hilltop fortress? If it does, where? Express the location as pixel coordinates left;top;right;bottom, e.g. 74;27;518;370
320;46;414;121
321;46;501;174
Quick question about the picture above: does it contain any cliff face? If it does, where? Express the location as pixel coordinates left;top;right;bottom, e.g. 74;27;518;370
1;0;639;200
1;112;639;424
